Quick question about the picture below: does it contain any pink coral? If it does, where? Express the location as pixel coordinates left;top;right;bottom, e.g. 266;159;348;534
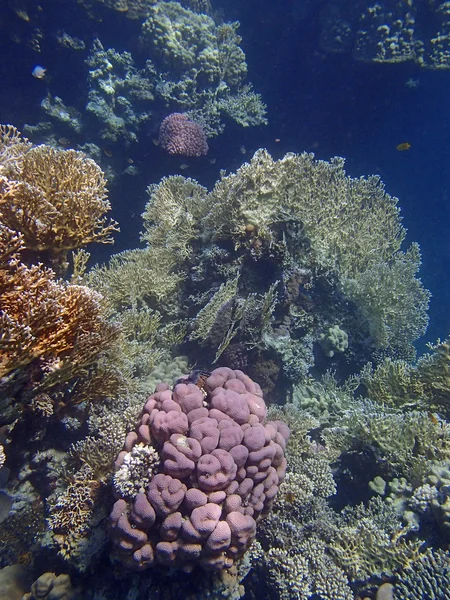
109;367;290;571
158;113;208;157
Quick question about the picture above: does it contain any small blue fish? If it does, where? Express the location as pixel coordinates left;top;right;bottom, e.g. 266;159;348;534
31;65;46;79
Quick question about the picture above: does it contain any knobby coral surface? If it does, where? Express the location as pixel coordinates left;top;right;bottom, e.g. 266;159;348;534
109;367;290;571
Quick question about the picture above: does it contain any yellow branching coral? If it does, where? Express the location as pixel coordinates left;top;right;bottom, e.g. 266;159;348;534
0;124;32;177
204;149;405;278
0;224;119;381
0;138;118;272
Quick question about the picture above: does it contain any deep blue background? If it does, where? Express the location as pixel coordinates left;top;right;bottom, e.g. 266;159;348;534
1;0;448;352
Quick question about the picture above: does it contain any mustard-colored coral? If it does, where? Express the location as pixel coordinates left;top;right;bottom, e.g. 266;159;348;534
90;176;208;309
204;149;405;278
0;224;119;381
0;125;32;176
0;136;118;272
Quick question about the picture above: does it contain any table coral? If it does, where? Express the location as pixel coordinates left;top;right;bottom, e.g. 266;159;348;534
109;367;290;571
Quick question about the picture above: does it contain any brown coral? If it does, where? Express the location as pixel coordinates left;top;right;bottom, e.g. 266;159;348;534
0;140;118;273
0;224;119;382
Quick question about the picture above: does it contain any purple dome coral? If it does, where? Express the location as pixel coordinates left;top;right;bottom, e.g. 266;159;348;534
109;367;290;571
158;113;208;157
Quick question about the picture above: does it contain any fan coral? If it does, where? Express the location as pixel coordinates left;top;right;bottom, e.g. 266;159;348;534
159;113;208;157
0;134;118;272
0;225;119;387
109;367;290;571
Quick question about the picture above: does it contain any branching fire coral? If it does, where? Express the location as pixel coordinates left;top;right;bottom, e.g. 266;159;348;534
0;131;118;272
0;224;119;382
0;125;32;177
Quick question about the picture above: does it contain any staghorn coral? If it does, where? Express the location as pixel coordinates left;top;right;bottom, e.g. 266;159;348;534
360;335;450;415
204;149;405;277
0;140;118;273
0;225;119;393
360;357;425;410
142;175;209;265
90;147;429;396
328;498;421;580
416;336;450;414
342;243;430;360
46;464;105;563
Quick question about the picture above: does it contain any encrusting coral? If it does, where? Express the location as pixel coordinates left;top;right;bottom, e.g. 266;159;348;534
0;126;118;273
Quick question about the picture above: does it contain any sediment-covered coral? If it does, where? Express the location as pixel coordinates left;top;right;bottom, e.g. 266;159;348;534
24;572;75;600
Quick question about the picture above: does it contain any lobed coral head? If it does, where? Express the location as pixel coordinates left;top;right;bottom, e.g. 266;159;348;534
159;113;208;157
109;367;289;571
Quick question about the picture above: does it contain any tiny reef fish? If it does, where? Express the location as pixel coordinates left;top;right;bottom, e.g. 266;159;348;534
31;65;46;79
396;142;411;151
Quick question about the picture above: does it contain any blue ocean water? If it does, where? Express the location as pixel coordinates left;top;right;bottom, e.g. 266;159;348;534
1;0;450;598
2;0;447;349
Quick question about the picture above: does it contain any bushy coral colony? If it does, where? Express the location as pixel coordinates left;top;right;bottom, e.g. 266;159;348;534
1;1;450;599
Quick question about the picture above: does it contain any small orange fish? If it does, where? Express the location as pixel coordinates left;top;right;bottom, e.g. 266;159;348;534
396;142;411;151
428;411;439;425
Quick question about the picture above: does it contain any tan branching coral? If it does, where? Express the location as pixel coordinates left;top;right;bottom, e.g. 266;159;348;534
0;125;32;177
47;464;103;559
0;224;119;382
0;140;118;272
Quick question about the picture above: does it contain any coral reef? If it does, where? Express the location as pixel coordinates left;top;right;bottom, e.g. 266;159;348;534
0;225;119;395
109;367;290;571
25;1;266;179
319;0;450;69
